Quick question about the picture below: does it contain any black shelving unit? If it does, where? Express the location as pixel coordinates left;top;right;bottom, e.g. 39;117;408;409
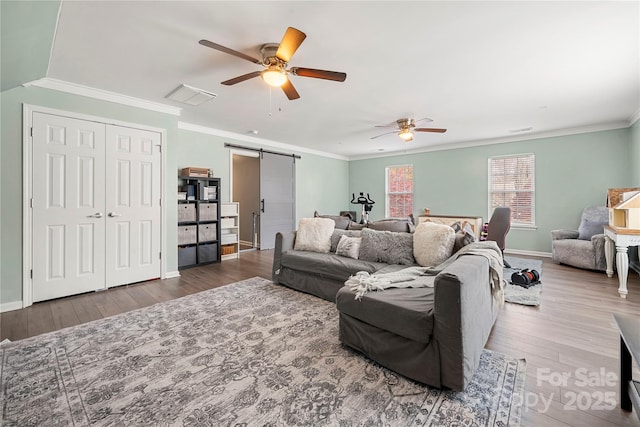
177;176;221;269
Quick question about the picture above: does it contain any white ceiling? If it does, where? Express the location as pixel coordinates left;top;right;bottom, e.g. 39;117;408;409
47;1;639;159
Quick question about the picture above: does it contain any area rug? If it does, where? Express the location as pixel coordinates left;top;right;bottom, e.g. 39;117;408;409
0;277;525;426
504;256;543;306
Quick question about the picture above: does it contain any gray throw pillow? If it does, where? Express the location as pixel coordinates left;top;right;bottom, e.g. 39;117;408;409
330;230;362;252
313;211;352;230
578;219;607;240
336;235;362;259
359;228;415;265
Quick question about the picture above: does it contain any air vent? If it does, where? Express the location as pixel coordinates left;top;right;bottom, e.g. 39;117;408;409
166;84;217;106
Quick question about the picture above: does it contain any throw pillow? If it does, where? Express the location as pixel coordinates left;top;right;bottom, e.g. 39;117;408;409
330;229;362;252
336;235;362;259
578;219;607;240
413;222;455;267
453;228;476;253
294;218;335;253
358;228;415;265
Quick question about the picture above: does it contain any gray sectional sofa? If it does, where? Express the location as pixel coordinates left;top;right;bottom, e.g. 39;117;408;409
272;226;501;391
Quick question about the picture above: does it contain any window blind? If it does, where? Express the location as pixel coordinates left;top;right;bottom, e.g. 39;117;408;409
386;165;414;217
488;154;535;226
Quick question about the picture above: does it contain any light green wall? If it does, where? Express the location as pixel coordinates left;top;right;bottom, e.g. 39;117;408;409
630;120;640;185
350;128;632;253
1;1;60;91
0;86;349;305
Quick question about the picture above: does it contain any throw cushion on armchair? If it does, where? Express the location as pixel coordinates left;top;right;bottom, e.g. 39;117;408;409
577;219;607;240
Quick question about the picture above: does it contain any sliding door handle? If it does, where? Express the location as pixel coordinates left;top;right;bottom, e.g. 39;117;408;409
260;199;265;213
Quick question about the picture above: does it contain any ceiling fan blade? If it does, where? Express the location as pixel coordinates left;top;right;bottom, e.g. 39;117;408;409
414;128;447;133
199;39;262;64
291;67;347;82
221;71;263;86
276;27;307;63
281;79;300;100
370;130;398;140
414;117;434;124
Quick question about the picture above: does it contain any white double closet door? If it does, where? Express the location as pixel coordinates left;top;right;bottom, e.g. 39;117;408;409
31;112;162;302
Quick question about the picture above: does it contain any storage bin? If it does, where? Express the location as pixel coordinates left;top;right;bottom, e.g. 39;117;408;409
178;225;197;245
181;167;209;177
178;203;196;222
199;224;217;242
221;244;236;255
178;245;197;267
198;202;218;221
221;203;239;217
221;218;235;228
221;234;238;245
198;243;218;263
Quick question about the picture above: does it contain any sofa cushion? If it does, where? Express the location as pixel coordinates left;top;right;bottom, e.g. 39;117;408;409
413;222;455;266
578;219;607;240
359;228;415;265
367;217;415;233
330;229;362;252
336;236;362;259
336;286;435;344
281;250;386;281
294;218;335;253
314;211;352;230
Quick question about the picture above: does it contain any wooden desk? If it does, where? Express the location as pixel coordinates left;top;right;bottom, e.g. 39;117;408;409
613;314;640;419
604;225;640;298
418;214;484;239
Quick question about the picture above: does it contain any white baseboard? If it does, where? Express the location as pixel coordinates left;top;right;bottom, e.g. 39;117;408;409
1;301;24;313
165;271;181;279
505;249;552;258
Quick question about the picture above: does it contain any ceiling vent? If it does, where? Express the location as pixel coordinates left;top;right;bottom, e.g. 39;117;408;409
166;84;217;106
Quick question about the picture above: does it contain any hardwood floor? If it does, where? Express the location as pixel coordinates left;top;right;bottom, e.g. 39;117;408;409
2;250;640;426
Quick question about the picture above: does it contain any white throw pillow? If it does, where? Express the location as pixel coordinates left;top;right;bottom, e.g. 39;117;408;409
294;218;335;253
413;222;455;267
336;235;362;259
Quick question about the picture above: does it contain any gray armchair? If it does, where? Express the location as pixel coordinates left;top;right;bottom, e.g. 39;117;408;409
551;206;608;271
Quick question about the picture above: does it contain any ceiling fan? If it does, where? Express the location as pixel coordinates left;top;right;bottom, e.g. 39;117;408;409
371;118;447;142
371;117;447;142
199;27;347;100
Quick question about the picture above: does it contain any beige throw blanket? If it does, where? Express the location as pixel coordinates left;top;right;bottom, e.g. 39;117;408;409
345;241;506;302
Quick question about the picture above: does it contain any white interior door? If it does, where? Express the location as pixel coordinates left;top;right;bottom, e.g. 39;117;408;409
105;125;161;287
32;112;107;302
259;152;296;250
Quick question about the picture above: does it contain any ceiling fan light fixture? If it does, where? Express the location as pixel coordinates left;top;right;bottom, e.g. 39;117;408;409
262;66;288;87
399;129;414;141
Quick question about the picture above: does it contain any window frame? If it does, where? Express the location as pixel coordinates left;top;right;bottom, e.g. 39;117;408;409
385;164;414;218
487;153;536;228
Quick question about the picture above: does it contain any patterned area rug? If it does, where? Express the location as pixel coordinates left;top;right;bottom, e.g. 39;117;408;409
1;277;525;426
504;256;543;306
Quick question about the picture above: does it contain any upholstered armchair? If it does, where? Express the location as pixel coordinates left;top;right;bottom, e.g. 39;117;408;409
551;206;608;272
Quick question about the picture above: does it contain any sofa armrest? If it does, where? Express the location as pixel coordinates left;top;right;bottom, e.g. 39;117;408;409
273;231;296;283
433;255;496;391
551;229;579;240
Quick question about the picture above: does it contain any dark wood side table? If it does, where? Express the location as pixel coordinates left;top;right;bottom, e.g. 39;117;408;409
613;313;640;419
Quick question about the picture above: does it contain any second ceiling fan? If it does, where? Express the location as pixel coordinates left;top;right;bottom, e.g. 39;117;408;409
371;118;447;142
199;27;347;100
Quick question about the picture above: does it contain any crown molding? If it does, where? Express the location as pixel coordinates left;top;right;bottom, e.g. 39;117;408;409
348;121;631;161
22;78;182;116
177;121;349;161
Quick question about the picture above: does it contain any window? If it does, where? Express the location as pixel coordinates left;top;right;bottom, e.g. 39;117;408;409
488;154;535;227
386;165;413;217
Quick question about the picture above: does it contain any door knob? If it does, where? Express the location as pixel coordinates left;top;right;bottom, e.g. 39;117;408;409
87;212;103;218
108;212;122;218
